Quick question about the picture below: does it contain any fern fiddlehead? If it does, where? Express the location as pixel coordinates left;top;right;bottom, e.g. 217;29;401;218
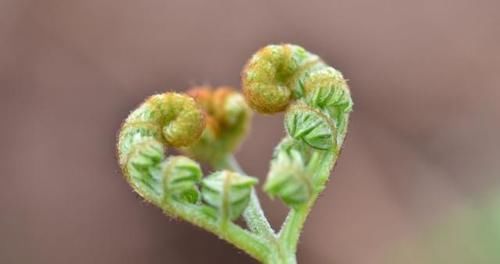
243;44;352;145
117;93;205;202
117;92;268;261
117;44;353;264
242;44;352;255
182;86;252;167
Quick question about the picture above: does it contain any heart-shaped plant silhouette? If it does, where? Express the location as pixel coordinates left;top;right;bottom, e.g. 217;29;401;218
117;44;353;264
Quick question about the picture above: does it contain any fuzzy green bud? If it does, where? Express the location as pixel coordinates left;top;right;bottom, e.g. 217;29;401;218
264;141;312;207
123;138;165;200
285;103;337;151
242;44;321;113
117;92;206;203
184;86;252;166
201;171;258;223
302;67;353;144
161;156;202;204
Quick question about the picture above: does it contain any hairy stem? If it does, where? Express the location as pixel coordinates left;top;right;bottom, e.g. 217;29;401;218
217;156;276;239
279;151;336;253
159;199;271;262
216;155;297;264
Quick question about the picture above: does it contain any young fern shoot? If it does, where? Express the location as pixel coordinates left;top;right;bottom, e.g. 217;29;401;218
117;44;353;263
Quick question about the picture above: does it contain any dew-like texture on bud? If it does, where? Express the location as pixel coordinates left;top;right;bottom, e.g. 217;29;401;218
264;141;312;207
161;156;202;204
201;171;258;222
117;92;205;202
285;103;337;151
184;86;252;165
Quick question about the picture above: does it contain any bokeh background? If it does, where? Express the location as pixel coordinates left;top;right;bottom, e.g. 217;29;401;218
1;0;499;263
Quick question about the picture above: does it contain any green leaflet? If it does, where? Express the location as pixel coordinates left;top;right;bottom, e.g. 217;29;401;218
264;139;313;207
123;138;165;200
182;87;252;167
302;67;352;145
161;156;203;204
285;103;337;151
201;171;258;223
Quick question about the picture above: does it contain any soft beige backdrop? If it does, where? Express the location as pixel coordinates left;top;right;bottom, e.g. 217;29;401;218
1;0;499;263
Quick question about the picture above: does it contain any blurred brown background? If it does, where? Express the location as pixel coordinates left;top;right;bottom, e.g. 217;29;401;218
1;0;499;263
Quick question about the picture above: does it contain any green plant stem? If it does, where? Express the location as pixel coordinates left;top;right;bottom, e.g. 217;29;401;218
217;156;276;239
279;204;310;254
159;198;271;262
216;155;296;264
279;151;336;253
